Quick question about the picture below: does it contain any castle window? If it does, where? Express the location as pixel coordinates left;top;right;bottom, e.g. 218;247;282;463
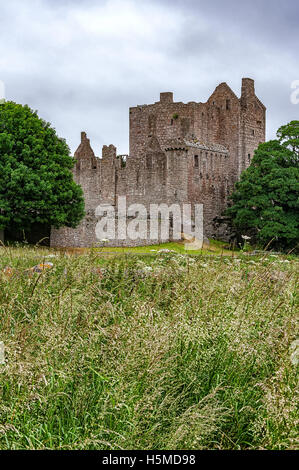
194;155;199;168
257;120;262;126
251;129;255;136
248;153;251;161
226;99;231;110
170;119;173;125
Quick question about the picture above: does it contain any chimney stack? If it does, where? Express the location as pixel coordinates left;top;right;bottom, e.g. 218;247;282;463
241;78;255;108
160;92;173;104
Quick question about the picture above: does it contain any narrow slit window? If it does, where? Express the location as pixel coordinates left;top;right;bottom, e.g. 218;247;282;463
194;155;199;168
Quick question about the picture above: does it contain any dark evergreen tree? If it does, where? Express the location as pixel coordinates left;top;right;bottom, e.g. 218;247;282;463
227;121;299;250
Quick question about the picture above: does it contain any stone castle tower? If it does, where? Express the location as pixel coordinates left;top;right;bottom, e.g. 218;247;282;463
50;78;266;247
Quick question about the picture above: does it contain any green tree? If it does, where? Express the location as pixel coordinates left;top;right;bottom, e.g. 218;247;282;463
0;101;84;237
227;121;299;250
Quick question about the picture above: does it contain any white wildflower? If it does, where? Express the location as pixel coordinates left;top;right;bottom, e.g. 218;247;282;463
290;340;299;366
143;266;153;272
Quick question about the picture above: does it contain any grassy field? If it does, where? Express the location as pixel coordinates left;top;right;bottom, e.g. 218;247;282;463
51;239;234;257
94;239;233;255
0;245;298;449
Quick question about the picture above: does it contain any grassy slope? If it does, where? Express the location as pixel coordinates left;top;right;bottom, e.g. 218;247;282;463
0;246;298;449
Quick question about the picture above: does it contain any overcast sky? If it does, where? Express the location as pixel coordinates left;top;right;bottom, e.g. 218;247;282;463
0;0;298;155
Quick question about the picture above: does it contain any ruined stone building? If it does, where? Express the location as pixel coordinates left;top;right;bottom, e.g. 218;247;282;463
50;78;266;247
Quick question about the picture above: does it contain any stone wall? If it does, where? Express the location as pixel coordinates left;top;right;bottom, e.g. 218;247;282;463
50;78;266;248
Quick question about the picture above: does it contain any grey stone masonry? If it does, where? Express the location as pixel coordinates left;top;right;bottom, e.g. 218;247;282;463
50;78;266;247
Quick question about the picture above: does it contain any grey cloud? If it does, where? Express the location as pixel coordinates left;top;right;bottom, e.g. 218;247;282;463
0;0;298;154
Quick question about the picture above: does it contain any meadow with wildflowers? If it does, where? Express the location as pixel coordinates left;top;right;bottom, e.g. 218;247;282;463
0;245;297;449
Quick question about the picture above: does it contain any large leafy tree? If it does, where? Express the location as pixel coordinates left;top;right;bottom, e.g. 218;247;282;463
227;121;299;250
0;101;84;236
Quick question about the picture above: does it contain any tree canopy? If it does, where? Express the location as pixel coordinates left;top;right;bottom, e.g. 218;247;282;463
227;121;299;250
0;101;84;235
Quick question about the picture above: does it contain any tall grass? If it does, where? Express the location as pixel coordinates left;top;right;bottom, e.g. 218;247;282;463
0;246;298;449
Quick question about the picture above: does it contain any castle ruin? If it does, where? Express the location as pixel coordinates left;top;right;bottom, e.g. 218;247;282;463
50;78;266;247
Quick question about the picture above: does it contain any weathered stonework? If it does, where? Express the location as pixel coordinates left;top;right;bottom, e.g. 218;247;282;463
50;78;266;247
